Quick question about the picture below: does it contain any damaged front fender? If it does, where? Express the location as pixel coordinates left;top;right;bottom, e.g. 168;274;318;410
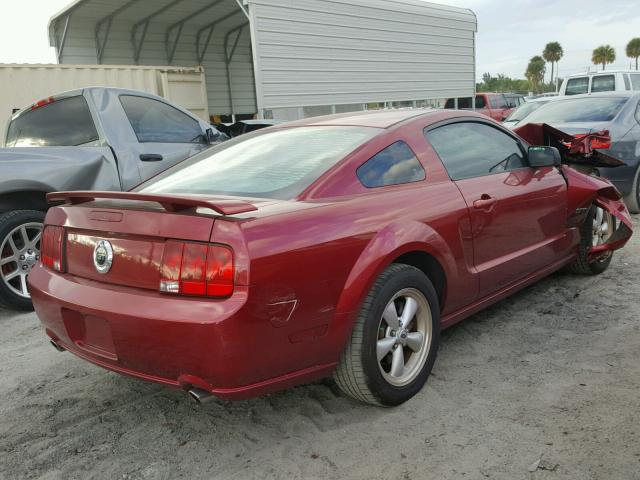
561;165;633;258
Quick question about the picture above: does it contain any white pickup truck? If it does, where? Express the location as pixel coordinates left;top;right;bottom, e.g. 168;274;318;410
559;70;640;96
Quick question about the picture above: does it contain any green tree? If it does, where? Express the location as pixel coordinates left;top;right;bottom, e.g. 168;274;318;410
525;56;546;93
592;45;616;70
476;73;531;94
626;38;640;70
542;41;563;83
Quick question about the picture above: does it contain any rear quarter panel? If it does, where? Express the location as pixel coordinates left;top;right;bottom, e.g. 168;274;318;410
238;185;474;370
236;122;477;369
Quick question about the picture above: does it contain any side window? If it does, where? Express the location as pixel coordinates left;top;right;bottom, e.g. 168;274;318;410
119;95;204;143
565;77;589;95
357;141;425;188
425;122;527;180
475;95;486;108
457;97;472;109
591;75;615;93
630;74;640;91
6;96;98;147
623;74;631;90
490;95;508;109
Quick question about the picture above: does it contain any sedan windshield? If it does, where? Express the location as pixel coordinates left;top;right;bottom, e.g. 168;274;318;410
523;97;628;124
138;126;379;199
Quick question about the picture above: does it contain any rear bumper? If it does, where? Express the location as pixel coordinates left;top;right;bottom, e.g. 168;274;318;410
28;266;336;400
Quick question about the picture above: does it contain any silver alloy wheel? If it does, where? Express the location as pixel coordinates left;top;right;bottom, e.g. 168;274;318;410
376;287;432;387
592;206;613;260
0;222;43;298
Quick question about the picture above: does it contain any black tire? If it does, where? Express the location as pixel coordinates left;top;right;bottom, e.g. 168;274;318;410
623;166;640;214
333;264;440;406
566;205;614;275
0;210;45;311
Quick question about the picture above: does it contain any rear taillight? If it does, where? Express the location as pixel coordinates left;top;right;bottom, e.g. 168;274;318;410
590;138;611;149
160;241;234;298
573;133;612;150
41;226;64;272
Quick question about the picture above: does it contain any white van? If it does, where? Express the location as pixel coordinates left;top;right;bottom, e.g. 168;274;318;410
559;70;640;96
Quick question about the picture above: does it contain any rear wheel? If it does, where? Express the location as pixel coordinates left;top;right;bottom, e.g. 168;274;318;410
623;166;640;214
333;264;440;406
0;210;45;310
566;205;614;275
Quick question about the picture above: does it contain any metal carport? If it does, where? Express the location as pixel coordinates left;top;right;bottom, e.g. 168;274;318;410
49;0;477;121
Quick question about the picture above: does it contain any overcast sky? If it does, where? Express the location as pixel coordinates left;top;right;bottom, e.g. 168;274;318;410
0;0;638;80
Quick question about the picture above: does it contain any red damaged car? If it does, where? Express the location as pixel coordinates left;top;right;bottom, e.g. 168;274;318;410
28;109;632;406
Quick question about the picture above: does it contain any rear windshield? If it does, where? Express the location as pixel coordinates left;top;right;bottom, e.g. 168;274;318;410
522;97;628;124
6;96;98;147
505;101;546;122
138;126;379;199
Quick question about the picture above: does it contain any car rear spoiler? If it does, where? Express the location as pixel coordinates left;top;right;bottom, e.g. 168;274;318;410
47;191;258;215
513;123;625;168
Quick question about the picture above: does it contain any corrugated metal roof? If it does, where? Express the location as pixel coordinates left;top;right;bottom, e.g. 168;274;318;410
48;0;476;118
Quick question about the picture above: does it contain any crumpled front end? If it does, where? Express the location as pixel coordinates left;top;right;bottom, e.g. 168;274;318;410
560;165;633;258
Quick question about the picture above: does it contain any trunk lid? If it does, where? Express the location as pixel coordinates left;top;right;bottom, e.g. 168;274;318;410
540;122;612;135
45;192;261;291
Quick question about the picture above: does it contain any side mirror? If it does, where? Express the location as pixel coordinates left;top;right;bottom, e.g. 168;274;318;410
528;146;561;167
205;127;220;144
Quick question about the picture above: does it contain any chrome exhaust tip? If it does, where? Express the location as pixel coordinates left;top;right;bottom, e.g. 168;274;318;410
50;339;66;352
188;388;214;404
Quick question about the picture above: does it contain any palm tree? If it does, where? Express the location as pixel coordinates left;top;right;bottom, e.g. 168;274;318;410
627;38;640;70
592;45;616;70
542;42;563;83
525;56;546;92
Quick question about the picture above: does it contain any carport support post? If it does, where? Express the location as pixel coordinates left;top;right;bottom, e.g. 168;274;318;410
234;0;250;18
95;0;143;64
131;0;186;64
165;0;224;64
195;10;243;64
224;24;248;120
55;14;71;63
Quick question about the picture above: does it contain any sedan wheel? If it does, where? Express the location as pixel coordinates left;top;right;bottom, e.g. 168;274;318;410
334;264;440;406
0;210;45;310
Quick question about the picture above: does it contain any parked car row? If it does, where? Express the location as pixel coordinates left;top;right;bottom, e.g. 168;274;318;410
24;107;633;407
1;82;636;407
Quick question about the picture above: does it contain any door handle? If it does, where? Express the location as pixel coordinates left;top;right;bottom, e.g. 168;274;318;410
473;195;497;209
140;153;163;162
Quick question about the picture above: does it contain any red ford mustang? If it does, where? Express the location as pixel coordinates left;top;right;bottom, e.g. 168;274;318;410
29;109;633;406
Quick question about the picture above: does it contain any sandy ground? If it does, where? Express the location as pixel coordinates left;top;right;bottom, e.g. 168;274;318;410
1;217;639;480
